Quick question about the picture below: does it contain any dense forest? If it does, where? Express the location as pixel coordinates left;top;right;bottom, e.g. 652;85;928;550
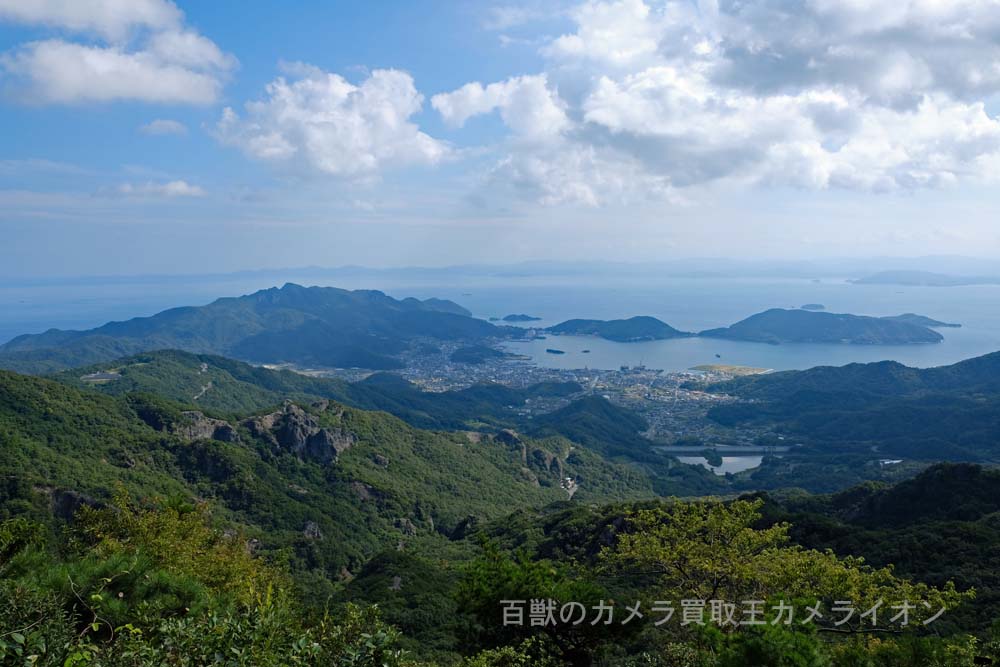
3;354;1000;665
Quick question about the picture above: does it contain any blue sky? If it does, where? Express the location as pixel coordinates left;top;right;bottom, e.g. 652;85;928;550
2;0;1000;276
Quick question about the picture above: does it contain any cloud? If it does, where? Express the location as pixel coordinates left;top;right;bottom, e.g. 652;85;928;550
437;0;1000;205
139;118;188;136
432;74;569;141
0;0;235;105
2;40;228;104
216;66;448;179
115;180;206;197
0;0;181;40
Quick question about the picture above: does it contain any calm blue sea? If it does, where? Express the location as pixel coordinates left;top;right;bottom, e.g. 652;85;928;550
2;273;998;371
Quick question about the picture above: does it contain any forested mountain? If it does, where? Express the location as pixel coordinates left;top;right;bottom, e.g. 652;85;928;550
707;352;1000;460
699;308;944;344
5;362;1000;664
0;284;500;374
51;349;583;430
0;368;657;586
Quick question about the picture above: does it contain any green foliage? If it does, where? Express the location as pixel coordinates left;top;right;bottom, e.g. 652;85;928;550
602;498;970;625
457;540;632;665
0;505;423;667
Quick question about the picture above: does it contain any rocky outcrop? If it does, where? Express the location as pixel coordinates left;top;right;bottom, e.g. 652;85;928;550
241;403;355;464
394;517;418;536
350;481;382;502
303;521;323;540
33;487;100;521
173;411;239;443
495;429;522;447
451;515;480;540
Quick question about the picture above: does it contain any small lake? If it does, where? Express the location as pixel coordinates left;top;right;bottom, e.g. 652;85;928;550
676;455;765;476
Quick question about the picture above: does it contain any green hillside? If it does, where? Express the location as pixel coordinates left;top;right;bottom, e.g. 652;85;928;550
706;352;1000;461
0;369;657;595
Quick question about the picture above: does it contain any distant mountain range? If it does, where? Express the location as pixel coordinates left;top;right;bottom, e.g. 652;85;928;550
851;270;1000;287
699;308;944;345
0;283;501;373
547;316;693;342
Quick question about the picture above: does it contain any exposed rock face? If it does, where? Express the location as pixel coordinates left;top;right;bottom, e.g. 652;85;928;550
174;411;239;443
451;515;480;540
350;481;381;502
529;448;565;479
303;521;323;540
241;403;355;464
34;487;100;521
495;429;521;446
394;517;418;536
372;453;390;468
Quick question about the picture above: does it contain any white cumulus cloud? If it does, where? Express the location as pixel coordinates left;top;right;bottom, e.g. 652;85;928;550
216;66;448;179
432;74;569;141
0;0;235;105
0;0;181;40
437;0;1000;205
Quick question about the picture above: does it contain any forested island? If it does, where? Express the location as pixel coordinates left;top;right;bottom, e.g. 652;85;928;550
547;316;692;342
699;308;944;345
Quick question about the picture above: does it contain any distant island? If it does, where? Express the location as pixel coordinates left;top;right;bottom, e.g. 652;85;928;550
881;313;961;328
545;348;566;355
548;316;692;342
851;270;1000;287
699;308;944;345
800;303;825;311
502;314;542;322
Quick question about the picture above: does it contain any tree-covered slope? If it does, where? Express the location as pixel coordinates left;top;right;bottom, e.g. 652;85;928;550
0;283;501;374
50;349;582;430
0;369;658;592
705;352;1000;461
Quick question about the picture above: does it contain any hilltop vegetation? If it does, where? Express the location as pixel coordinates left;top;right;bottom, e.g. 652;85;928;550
0;284;501;374
4;465;996;666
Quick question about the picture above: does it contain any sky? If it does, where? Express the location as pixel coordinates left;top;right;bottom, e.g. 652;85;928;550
3;0;1000;276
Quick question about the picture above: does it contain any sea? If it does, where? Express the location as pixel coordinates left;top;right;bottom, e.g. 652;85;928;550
2;272;999;372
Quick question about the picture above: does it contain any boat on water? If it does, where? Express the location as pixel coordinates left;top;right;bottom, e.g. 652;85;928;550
545;348;566;355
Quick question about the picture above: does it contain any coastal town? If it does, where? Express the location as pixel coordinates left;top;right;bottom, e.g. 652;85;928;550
305;336;772;447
